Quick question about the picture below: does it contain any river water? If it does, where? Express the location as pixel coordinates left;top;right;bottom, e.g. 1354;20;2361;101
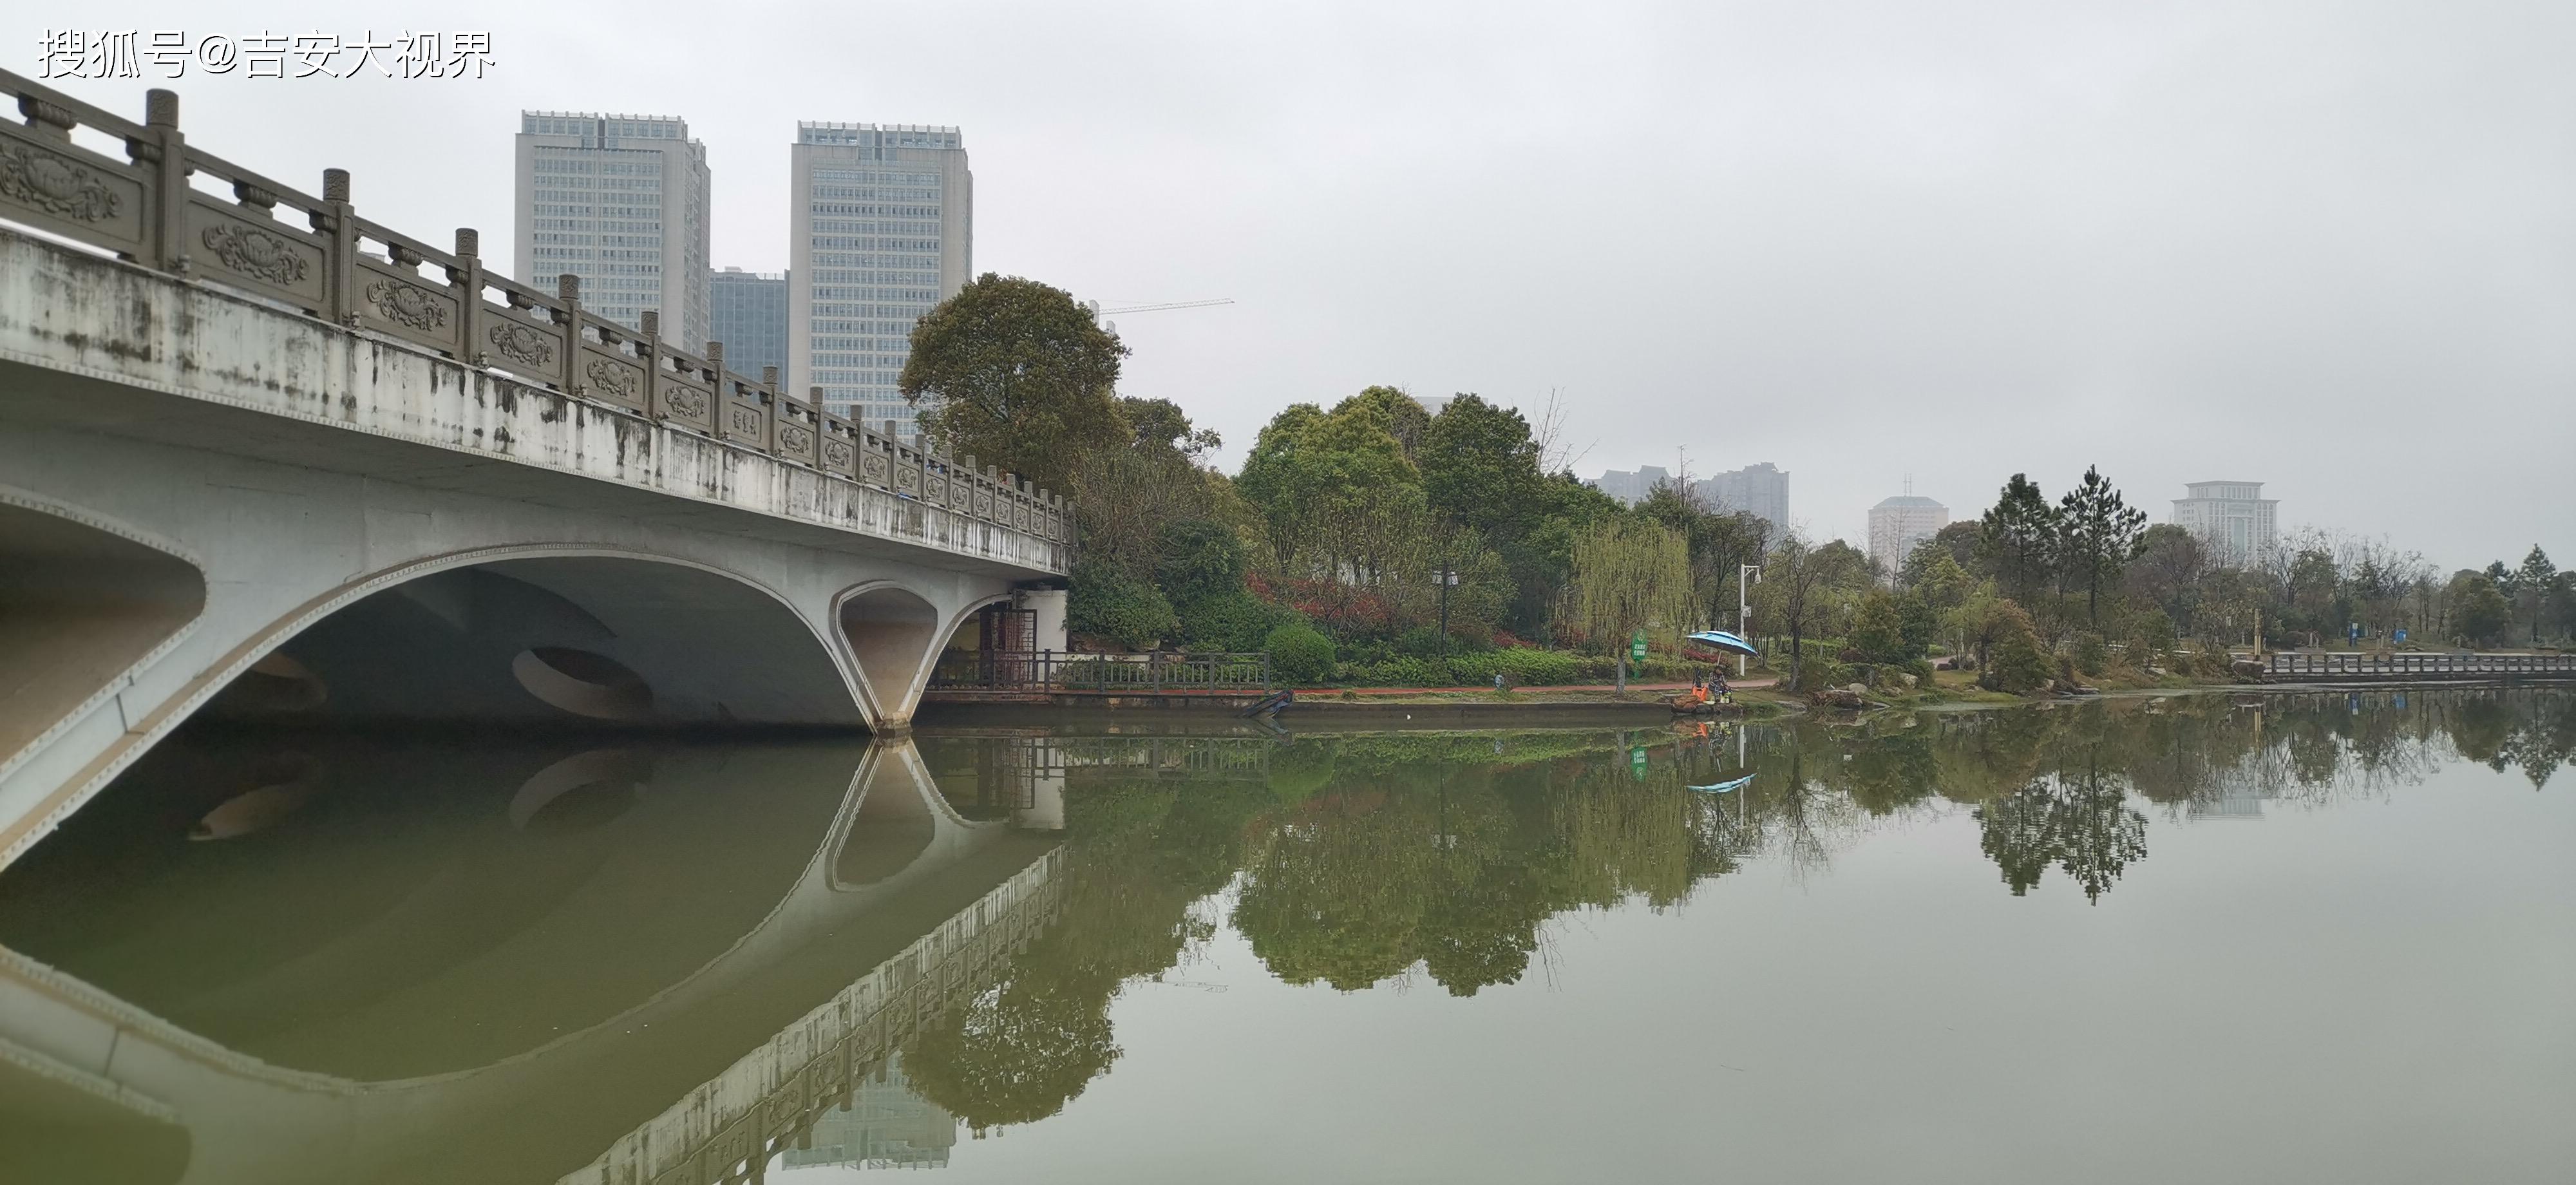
1;690;2568;1184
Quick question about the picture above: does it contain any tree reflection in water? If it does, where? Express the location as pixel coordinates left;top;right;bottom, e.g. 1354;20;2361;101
902;690;2573;1135
1974;760;2148;902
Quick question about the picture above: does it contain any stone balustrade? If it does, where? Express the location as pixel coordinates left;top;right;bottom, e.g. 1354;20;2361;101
0;68;1070;547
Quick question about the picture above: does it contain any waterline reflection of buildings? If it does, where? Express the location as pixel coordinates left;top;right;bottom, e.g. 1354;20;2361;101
781;1054;956;1171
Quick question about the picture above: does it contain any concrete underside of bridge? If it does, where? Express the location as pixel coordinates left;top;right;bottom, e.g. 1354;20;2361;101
0;229;1068;870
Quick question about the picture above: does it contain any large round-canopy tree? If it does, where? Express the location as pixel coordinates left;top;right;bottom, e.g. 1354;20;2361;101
900;274;1129;493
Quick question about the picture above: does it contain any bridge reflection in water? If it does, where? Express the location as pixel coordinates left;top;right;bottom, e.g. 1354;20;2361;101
0;729;1075;1185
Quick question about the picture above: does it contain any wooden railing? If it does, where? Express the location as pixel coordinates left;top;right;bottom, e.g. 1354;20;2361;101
0;70;1071;554
932;650;1273;692
2264;652;2575;679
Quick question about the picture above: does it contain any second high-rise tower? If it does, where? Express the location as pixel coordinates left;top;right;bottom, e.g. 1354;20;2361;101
789;123;973;432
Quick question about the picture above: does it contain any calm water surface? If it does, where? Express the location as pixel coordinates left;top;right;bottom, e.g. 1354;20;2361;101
1;690;2570;1184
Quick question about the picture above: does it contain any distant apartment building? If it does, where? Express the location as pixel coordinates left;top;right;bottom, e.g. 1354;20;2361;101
1589;465;1672;506
790;122;973;430
514;111;710;348
1868;495;1949;582
2172;481;2278;568
710;267;790;381
1410;393;1454;417
1692;462;1791;536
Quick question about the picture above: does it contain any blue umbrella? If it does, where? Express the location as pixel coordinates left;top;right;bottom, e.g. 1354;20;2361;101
1685;630;1759;658
1689;774;1754;795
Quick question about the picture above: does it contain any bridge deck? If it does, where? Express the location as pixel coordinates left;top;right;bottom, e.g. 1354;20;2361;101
0;68;1067;578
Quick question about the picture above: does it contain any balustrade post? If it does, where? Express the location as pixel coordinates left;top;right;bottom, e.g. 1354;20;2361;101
554;274;584;395
638;310;665;414
317;168;357;325
131;89;191;275
453;229;488;363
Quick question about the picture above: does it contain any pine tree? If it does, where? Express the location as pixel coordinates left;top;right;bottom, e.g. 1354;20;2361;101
2516;546;2557;645
2056;466;2147;626
1976;474;2058;607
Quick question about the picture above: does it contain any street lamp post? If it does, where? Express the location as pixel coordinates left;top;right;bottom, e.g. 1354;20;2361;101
1437;566;1459;658
1738;564;1762;679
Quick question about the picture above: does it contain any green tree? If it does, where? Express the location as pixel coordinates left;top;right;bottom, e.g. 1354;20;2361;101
2448;571;2511;647
2286;547;2341;638
900;274;1129;493
1153;518;1247;607
1348;385;1433;466
2123;523;2206;631
1921;520;1984;574
1065;397;1238;580
1977;475;2059;607
1897;591;1941;659
1848;590;1911;666
1906;550;1976;618
1236;394;1426;584
2054;465;2148;627
1422;395;1545;540
2515;546;2557;645
1752;532;1871;689
1068;558;1177;650
1963;598;2052;693
1157;518;1281;651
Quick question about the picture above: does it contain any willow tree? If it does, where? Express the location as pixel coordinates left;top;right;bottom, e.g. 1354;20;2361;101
1562;518;1693;679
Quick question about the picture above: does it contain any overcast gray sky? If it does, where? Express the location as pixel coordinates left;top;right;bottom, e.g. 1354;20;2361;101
25;1;2572;569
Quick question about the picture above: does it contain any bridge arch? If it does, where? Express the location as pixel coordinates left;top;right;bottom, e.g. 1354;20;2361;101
199;545;871;734
3;545;872;864
0;489;207;783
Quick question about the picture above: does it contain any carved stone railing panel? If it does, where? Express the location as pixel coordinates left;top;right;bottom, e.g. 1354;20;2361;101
576;327;649;415
818;410;861;480
717;380;771;450
922;456;951;509
774;393;821;468
479;303;570;377
184;193;328;311
0;120;149;256
349;252;463;355
893;441;923;499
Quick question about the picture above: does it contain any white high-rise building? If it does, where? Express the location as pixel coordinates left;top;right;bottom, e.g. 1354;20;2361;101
514;112;710;348
790;122;973;430
1868;495;1949;582
2172;481;2278;568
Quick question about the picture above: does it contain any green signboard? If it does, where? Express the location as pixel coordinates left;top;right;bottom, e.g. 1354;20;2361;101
1631;630;1647;663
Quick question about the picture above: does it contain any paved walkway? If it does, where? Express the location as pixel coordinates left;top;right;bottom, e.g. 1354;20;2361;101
1296;678;1779;697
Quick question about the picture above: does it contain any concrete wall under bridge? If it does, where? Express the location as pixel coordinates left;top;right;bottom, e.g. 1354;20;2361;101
0;227;1070;871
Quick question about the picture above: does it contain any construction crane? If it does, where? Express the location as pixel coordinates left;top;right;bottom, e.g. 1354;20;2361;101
1093;298;1235;316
